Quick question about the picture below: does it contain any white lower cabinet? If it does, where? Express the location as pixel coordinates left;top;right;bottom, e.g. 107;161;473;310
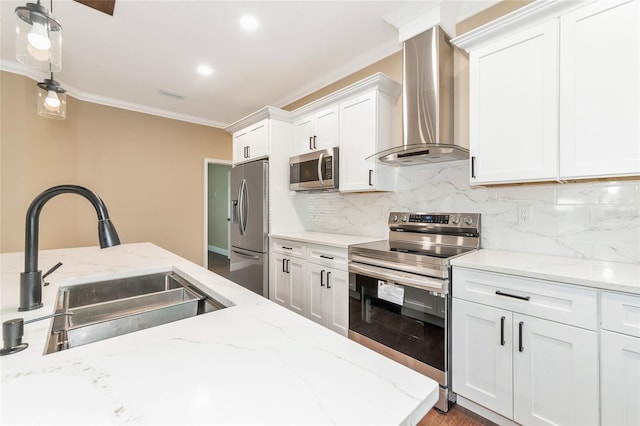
269;237;349;337
270;252;305;316
269;238;306;315
452;267;599;425
306;263;348;336
600;291;640;426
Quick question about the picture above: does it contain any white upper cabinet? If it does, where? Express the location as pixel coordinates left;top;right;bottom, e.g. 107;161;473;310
559;0;640;179
468;20;559;184
290;73;401;193
293;106;339;155
226;107;293;166
339;90;397;192
232;119;269;165
454;0;640;184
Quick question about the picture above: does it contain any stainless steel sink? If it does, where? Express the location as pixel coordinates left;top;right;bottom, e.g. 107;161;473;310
45;271;227;354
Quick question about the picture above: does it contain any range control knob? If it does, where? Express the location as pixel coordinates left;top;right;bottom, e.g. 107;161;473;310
463;216;473;225
452;216;461;225
401;215;408;222
391;214;398;222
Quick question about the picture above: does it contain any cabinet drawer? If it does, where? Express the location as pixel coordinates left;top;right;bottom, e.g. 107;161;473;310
271;238;306;258
307;244;347;270
453;267;597;330
602;291;640;337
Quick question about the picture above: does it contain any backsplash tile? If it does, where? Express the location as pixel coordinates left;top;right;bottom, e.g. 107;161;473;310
293;161;640;264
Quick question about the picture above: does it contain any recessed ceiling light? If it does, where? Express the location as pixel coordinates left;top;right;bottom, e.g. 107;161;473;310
197;65;214;76
240;15;259;32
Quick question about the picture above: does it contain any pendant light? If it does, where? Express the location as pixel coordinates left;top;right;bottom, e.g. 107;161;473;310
15;0;62;72
36;73;66;119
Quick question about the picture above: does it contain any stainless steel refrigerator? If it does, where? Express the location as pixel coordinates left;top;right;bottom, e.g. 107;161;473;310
229;159;268;297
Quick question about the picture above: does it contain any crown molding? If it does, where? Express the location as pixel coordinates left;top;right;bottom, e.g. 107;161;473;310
0;59;228;129
224;106;293;134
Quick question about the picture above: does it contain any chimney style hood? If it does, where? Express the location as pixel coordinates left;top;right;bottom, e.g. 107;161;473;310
371;26;468;166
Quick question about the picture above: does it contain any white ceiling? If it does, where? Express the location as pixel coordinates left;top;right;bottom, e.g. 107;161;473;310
0;0;497;128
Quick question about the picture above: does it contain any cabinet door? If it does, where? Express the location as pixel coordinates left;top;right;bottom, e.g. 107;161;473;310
469;20;559;184
270;252;290;308
314;107;339;151
601;330;640;426
452;298;513;418
513;314;598;426
293;115;315;155
325;268;348;336
306;263;326;327
339;92;380;192
559;0;640;178
233;131;249;165
246;119;269;160
288;256;306;316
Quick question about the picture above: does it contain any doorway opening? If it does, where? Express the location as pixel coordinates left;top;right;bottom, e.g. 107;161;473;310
204;158;232;278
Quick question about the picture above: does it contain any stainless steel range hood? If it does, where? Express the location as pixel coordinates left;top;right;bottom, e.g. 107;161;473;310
371;26;468;166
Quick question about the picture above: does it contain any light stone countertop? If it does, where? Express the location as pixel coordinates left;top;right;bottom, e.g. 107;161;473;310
0;242;438;425
451;249;640;295
269;231;383;248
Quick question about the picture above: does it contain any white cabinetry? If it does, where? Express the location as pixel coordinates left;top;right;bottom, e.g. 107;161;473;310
305;244;349;336
454;0;640;184
226;107;293;167
290;73;401;192
600;291;640;426
269;238;306;316
559;0;640;178
293;107;338;155
467;20;559;184
339;91;396;192
232;119;269;165
452;267;599;425
268;238;349;337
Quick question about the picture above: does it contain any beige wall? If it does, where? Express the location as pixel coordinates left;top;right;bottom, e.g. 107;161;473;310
0;71;232;265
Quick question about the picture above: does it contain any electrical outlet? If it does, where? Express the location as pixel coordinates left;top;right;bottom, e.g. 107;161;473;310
518;206;532;224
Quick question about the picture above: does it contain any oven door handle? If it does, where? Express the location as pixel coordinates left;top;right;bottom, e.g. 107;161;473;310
348;262;445;293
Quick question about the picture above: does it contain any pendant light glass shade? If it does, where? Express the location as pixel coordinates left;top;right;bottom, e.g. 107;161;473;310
37;75;66;119
15;2;62;72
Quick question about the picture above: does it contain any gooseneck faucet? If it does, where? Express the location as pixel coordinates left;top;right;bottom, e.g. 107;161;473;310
19;185;121;311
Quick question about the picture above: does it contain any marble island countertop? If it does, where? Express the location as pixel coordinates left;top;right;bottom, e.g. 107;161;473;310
0;243;438;425
451;249;640;295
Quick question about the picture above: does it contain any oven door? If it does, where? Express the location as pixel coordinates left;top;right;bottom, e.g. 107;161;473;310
348;262;447;375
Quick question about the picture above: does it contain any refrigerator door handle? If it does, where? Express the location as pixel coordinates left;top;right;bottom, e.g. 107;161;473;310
232;249;260;260
240;179;249;235
231;200;239;224
236;180;244;234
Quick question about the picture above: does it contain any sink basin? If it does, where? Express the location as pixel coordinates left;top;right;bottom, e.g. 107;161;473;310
45;271;227;354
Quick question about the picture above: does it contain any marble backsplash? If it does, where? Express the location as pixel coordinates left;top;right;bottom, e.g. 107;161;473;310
291;161;640;264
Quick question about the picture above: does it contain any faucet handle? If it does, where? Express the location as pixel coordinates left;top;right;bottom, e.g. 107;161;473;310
42;261;63;286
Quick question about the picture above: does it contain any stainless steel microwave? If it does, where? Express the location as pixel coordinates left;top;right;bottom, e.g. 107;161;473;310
289;147;339;191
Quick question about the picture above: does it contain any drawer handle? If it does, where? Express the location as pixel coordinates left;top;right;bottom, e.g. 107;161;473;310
496;290;530;301
281;246;293;250
518;321;524;352
500;316;505;346
319;255;334;260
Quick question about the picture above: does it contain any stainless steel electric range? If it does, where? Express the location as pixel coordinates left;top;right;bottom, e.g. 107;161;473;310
348;212;481;412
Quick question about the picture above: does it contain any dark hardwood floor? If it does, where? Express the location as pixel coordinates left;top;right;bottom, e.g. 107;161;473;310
419;403;496;426
207;251;230;279
208;251;494;425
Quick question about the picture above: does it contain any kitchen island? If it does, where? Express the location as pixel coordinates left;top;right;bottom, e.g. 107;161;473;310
0;243;438;425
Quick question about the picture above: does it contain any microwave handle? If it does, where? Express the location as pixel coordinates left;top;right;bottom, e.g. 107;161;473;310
317;152;325;185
